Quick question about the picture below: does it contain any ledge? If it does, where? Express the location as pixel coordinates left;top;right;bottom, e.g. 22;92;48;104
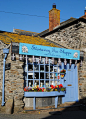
24;91;65;97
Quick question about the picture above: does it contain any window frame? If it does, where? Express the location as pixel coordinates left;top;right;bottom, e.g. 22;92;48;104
25;55;60;88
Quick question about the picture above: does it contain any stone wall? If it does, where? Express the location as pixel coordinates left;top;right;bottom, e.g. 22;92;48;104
45;21;86;100
0;41;24;113
46;21;86;50
78;51;86;100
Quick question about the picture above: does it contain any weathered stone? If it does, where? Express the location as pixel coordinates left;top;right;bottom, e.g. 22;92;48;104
15;66;22;69
0;92;2;96
84;84;86;89
80;78;84;80
14;106;23;113
0;43;24;113
5;98;13;114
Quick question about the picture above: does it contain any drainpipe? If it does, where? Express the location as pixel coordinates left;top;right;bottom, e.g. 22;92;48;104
2;48;9;106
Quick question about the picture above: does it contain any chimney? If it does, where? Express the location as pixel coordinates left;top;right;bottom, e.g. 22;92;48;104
84;7;86;15
49;4;60;31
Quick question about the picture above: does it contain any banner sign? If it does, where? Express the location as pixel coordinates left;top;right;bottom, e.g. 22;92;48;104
19;43;80;60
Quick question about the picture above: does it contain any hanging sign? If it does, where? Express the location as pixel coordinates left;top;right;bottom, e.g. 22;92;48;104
19;43;80;60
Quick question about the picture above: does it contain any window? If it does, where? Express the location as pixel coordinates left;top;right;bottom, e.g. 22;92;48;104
24;56;60;88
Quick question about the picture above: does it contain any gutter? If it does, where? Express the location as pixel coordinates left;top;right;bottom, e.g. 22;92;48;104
2;48;9;106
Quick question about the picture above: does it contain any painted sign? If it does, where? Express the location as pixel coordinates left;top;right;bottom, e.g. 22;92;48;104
19;43;80;60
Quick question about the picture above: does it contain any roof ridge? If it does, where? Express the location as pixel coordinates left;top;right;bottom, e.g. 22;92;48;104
80;14;86;19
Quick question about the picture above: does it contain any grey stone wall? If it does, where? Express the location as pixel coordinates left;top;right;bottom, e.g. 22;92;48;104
0;41;24;113
46;21;86;100
78;51;86;100
46;21;86;50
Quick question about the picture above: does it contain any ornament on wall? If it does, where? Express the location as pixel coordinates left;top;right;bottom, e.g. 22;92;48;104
73;52;78;58
19;54;23;61
22;46;28;53
37;57;40;64
75;60;77;66
35;58;39;64
60;69;66;79
32;56;35;62
58;58;61;66
11;53;16;61
69;59;72;66
52;58;54;64
64;59;67;65
45;57;48;64
24;55;28;60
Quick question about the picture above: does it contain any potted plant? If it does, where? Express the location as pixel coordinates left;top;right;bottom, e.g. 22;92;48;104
24;84;66;92
24;84;66;98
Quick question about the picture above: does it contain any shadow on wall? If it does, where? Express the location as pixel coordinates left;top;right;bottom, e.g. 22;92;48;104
42;97;86;119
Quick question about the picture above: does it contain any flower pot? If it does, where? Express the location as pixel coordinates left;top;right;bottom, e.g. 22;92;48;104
24;91;65;97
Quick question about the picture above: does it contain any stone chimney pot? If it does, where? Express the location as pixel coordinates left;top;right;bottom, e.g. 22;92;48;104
49;4;60;31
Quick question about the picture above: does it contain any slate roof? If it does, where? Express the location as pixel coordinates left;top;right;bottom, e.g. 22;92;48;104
35;17;77;37
80;14;86;19
35;29;49;37
0;30;59;48
39;16;86;37
12;15;86;38
13;28;38;36
12;17;78;37
55;17;77;29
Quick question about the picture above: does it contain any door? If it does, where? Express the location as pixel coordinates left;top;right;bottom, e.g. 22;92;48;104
62;63;78;103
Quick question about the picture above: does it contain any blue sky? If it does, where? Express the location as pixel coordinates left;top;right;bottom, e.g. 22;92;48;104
0;0;86;33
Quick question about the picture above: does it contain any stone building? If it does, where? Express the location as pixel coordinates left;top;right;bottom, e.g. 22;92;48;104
0;31;61;113
0;4;86;113
37;4;86;100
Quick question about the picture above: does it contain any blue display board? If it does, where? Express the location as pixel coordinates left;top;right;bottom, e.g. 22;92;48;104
19;43;80;60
